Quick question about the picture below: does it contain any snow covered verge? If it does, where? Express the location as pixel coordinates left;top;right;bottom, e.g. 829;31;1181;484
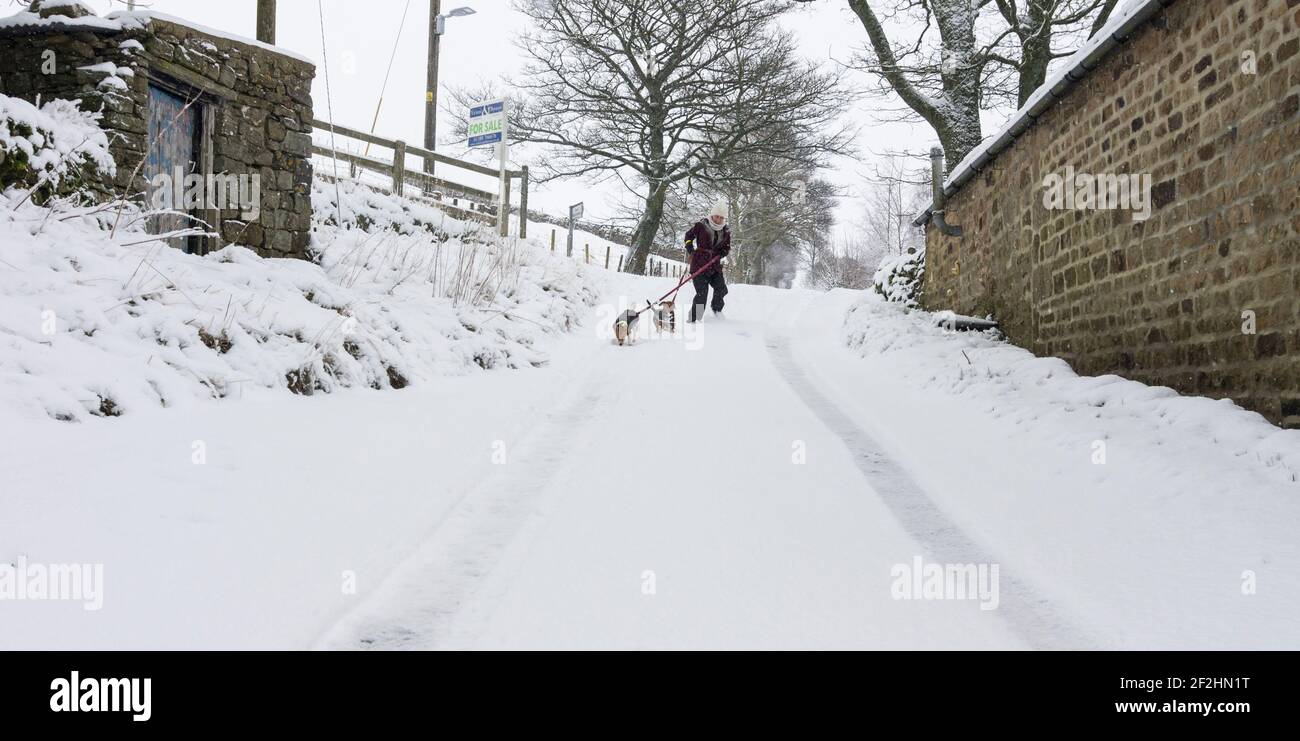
827;293;1300;648
843;296;1300;484
0;175;602;424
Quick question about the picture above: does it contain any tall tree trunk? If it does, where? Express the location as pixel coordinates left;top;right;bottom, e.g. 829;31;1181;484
1016;1;1053;107
625;182;667;275
625;116;667;275
849;0;984;168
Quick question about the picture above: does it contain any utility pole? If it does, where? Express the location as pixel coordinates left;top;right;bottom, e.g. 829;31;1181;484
256;0;276;44
424;0;441;176
422;4;476;177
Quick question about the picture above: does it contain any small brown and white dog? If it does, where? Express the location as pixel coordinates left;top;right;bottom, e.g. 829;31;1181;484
613;309;641;345
653;301;676;334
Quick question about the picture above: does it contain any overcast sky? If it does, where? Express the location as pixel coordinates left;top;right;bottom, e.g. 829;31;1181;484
70;0;941;234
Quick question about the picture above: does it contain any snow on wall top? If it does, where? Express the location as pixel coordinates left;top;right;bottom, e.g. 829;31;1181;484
105;11;315;66
0;6;313;67
914;0;1175;227
0;8;122;32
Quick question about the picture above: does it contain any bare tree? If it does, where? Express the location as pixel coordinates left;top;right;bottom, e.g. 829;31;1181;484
796;204;838;286
806;237;873;290
502;0;853;274
859;152;928;263
988;0;1121;107
843;0;1119;167
728;175;838;287
847;0;992;168
656;132;839;288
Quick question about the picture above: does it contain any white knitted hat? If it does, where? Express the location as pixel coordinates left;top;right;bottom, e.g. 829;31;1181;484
706;201;728;229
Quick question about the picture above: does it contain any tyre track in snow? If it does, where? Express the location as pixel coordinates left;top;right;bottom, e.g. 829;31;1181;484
766;331;1100;650
312;358;613;650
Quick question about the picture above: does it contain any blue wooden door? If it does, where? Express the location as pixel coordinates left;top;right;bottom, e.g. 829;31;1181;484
145;84;198;252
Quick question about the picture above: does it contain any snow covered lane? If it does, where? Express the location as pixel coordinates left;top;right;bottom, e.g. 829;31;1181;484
0;332;595;649
320;282;1024;649
767;330;1094;649
10;275;1291;650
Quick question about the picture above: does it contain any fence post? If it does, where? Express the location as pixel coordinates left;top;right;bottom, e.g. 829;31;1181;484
584;243;589;264
604;245;610;269
502;174;512;237
518;165;529;239
617;255;624;272
392;140;406;196
550;229;556;252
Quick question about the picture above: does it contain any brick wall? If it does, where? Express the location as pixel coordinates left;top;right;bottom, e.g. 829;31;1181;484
922;0;1300;428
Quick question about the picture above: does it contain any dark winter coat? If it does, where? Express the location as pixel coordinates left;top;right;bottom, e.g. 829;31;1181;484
684;220;731;275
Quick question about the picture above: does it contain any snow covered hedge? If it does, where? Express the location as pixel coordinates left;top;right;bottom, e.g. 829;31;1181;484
0;177;601;422
0;93;114;198
872;247;925;306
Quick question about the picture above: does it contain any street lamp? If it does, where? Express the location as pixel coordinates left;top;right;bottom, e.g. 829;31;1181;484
424;3;478;175
437;5;477;34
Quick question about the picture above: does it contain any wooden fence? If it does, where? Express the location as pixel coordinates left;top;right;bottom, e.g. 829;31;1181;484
309;120;691;278
309;118;528;237
544;228;688;278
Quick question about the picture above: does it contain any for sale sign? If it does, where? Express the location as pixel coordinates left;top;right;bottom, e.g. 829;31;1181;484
468;100;505;148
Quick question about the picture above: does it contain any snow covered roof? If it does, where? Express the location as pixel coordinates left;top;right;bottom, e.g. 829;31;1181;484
0;6;312;66
914;0;1176;228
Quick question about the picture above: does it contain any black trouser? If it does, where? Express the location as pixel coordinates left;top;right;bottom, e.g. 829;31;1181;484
690;270;728;320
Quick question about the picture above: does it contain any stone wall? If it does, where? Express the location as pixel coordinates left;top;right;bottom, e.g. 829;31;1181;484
921;0;1300;428
0;7;315;259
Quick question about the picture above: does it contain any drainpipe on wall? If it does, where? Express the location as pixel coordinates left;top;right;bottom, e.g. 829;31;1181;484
929;147;963;238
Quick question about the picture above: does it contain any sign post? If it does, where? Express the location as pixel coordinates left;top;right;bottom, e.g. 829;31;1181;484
497;107;509;237
467;99;508;236
567;202;583;258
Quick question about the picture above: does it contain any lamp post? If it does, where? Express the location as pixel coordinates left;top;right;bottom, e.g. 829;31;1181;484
424;3;477;175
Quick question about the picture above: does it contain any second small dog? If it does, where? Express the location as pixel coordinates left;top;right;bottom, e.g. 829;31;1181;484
653;301;676;334
613;309;641;345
